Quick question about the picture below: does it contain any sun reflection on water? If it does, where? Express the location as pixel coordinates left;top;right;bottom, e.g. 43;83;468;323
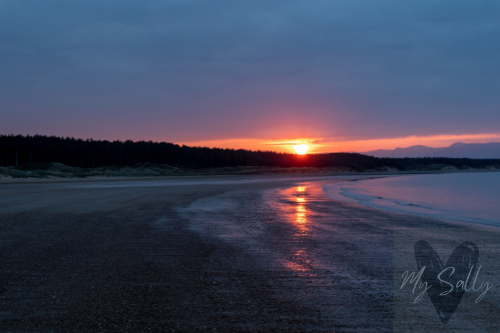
284;249;312;272
295;197;307;233
294;188;308;234
272;184;318;274
285;185;313;273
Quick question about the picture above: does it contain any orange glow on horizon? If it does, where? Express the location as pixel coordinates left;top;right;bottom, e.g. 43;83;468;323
176;132;500;154
293;144;309;154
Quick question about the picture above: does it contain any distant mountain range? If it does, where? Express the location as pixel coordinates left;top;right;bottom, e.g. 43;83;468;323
364;142;500;158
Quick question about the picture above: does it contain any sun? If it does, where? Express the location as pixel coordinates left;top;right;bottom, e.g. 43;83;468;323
293;144;309;155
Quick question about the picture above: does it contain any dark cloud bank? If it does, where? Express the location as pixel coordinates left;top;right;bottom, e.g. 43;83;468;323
1;0;499;143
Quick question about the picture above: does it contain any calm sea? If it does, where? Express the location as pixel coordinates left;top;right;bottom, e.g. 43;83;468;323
323;172;500;226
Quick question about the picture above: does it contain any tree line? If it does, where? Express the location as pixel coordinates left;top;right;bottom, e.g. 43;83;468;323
1;134;499;171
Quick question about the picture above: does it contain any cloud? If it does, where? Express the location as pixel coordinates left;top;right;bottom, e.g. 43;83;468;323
1;0;500;143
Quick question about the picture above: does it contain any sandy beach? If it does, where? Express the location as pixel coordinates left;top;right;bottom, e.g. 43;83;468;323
0;174;499;332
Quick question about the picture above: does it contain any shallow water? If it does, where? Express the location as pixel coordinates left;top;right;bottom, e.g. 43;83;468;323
179;180;395;331
324;172;500;225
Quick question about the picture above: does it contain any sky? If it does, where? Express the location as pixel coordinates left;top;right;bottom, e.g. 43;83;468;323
1;0;500;153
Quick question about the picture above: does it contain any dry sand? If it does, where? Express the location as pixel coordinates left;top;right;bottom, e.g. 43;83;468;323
0;174;498;332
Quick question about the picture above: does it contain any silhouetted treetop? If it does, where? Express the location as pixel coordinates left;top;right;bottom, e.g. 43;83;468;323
0;134;499;170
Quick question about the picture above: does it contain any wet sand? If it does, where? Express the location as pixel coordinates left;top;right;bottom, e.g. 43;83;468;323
0;175;498;332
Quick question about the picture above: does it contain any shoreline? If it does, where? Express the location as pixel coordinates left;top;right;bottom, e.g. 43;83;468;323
1;167;499;185
326;172;500;228
0;174;499;331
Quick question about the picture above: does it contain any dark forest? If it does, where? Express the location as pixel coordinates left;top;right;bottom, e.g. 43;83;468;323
1;134;499;171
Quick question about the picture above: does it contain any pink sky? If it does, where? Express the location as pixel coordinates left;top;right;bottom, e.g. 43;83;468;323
179;133;500;154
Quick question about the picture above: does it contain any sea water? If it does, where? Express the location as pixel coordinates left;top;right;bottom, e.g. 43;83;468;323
323;172;500;226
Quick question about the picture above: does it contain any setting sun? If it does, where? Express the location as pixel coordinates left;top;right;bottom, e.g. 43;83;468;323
293;144;309;155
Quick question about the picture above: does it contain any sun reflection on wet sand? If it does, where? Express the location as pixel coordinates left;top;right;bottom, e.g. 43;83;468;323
278;185;315;273
295;196;307;234
284;249;312;272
